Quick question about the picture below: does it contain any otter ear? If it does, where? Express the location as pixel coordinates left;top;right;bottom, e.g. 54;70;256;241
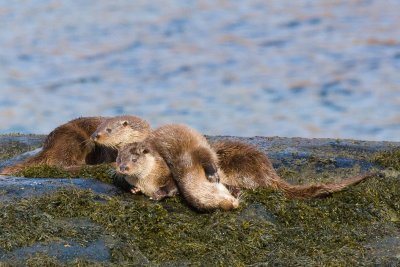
122;121;128;127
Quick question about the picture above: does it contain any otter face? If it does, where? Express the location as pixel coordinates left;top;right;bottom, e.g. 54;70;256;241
116;142;153;178
91;116;150;148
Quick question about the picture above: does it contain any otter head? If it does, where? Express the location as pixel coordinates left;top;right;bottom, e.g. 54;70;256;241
116;142;155;178
91;115;151;148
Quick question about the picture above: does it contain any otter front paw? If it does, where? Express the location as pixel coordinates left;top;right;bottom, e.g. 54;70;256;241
227;186;241;198
150;190;168;201
130;187;141;194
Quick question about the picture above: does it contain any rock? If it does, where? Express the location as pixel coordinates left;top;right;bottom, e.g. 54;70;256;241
0;177;121;203
0;134;399;266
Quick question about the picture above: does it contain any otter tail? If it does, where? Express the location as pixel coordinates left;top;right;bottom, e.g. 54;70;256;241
271;172;375;199
0;152;48;175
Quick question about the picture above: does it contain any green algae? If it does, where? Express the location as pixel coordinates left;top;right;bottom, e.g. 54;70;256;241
0;134;45;161
1;174;399;266
374;148;400;170
0;141;40;161
17;164;115;184
2;135;400;265
25;254;107;267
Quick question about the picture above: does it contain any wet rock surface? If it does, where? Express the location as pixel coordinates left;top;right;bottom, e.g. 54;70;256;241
0;134;399;266
0;177;121;203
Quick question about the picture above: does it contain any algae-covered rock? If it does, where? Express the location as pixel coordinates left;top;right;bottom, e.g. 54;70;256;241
0;134;400;266
0;135;45;170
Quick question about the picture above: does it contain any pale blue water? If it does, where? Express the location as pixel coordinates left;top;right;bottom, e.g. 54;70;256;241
0;0;399;141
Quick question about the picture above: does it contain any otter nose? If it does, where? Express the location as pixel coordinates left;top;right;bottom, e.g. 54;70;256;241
119;165;129;172
91;133;101;141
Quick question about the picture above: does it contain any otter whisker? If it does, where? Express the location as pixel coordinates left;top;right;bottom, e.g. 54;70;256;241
81;139;93;149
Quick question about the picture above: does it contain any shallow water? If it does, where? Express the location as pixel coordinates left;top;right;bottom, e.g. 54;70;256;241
0;0;399;141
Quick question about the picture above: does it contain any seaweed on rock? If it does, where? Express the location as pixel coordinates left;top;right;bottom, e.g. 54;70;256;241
0;174;399;266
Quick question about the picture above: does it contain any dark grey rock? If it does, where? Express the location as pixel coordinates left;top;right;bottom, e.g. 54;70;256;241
0;177;121;203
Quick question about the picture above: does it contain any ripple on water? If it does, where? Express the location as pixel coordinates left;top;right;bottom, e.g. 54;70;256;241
0;0;399;141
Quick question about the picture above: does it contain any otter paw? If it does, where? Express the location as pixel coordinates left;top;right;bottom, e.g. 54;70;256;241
130;187;141;194
150;190;168;201
229;187;242;198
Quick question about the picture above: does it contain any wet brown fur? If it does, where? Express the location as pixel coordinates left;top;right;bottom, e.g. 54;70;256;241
91;115;151;149
96;116;373;202
212;140;374;199
118;124;239;211
1;116;150;175
1;117;114;175
117;138;373;202
117;142;178;200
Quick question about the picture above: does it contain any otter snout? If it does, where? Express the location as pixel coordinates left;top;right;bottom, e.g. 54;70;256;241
119;164;129;172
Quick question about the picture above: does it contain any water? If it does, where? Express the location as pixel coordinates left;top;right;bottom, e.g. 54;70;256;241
0;0;399;141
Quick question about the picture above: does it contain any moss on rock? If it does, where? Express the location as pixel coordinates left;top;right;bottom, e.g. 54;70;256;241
374;148;400;171
17;164;115;184
1;173;399;266
2;135;400;265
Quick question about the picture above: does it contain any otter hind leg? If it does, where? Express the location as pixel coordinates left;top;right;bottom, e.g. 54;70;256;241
151;181;178;201
150;190;168;201
192;147;220;183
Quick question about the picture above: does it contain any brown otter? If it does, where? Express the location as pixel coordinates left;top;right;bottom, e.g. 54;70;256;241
1;115;150;175
117;124;239;211
92;115;373;201
211;140;374;198
116;138;373;202
116;142;178;201
91;115;151;148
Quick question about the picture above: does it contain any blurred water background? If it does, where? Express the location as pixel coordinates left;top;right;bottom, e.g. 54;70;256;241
0;0;399;141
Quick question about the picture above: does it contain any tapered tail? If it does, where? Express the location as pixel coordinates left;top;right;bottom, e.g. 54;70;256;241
272;172;376;199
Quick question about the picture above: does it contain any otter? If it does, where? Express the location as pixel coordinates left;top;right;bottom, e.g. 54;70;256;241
116;139;373;202
116;142;241;202
91;115;151;148
92;115;373;201
117;124;239;211
116;142;178;201
1;115;150;175
211;140;374;198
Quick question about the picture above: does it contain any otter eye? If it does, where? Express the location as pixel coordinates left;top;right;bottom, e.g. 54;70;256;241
106;128;112;133
132;158;137;163
122;121;128;127
143;149;149;154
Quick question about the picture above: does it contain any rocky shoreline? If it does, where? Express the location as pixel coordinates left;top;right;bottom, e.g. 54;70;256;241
0;134;399;266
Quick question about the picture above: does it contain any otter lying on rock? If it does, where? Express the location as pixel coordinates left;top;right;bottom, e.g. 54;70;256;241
2;115;374;212
1;116;150;175
116;124;239;211
117;138;374;204
90;116;372;201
